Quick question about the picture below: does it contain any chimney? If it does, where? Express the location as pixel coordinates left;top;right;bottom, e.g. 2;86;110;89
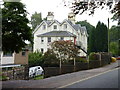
68;12;75;24
47;12;54;21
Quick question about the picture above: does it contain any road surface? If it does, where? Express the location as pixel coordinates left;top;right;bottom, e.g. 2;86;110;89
58;68;119;88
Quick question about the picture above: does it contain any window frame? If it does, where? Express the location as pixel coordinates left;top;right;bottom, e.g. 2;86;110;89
43;25;46;30
48;37;51;43
53;25;57;29
64;24;67;29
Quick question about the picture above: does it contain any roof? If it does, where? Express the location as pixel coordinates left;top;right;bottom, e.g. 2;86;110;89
37;31;76;37
33;19;88;36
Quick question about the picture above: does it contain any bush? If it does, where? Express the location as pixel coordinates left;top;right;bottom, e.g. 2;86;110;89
42;49;59;67
28;51;43;67
89;52;99;61
76;56;88;63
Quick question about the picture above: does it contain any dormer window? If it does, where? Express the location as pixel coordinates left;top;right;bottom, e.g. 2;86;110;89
64;24;67;29
53;25;57;29
43;25;46;30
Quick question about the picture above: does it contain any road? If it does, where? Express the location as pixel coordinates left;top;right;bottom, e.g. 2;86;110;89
58;68;119;89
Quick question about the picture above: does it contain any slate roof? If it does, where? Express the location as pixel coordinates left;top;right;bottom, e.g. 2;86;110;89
33;19;88;36
37;31;76;37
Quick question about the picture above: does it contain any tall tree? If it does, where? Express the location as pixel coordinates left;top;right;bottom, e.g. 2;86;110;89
2;2;32;53
31;12;42;30
95;21;108;52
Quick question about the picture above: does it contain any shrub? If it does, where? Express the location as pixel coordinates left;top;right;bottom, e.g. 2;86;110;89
89;52;99;61
76;56;88;63
28;51;43;67
42;49;59;67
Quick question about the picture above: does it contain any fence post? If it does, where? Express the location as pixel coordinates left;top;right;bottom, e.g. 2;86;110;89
99;53;102;67
24;65;29;80
12;67;15;80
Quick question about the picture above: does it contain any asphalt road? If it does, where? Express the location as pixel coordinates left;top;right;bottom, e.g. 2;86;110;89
58;68;119;88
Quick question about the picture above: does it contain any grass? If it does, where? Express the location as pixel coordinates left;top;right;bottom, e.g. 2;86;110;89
0;75;8;81
33;75;44;80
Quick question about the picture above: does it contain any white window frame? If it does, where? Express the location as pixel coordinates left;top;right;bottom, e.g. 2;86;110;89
48;37;51;42
64;24;67;29
53;25;57;29
43;25;46;30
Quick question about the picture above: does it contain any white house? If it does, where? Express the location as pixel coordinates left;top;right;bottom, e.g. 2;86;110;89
33;12;88;56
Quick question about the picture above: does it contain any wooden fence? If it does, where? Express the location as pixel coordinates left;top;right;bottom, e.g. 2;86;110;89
44;52;112;78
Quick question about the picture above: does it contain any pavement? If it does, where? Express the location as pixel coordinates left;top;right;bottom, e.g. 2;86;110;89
2;60;120;89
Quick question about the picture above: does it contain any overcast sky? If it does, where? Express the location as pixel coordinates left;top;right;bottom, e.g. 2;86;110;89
21;0;118;28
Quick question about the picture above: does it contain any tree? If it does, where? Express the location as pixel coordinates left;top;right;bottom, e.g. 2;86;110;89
31;12;42;30
63;0;120;24
42;49;59;67
2;2;32;53
28;51;43;67
94;21;108;52
76;20;95;35
109;25;120;56
51;40;80;67
109;25;120;42
109;41;119;56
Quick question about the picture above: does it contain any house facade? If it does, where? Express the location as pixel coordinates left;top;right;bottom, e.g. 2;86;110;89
33;12;88;56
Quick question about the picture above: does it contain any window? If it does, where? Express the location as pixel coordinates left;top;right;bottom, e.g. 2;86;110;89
3;52;12;57
48;37;51;42
22;51;26;56
43;25;46;29
53;25;57;29
41;37;44;43
64;24;67;29
41;48;44;53
60;37;64;40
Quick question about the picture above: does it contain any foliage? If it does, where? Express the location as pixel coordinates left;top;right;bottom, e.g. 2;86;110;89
63;0;120;24
33;75;44;80
76;20;95;54
51;40;80;62
31;12;42;30
95;21;108;52
89;21;108;52
112;1;120;24
89;52;99;61
76;20;95;35
109;41;119;56
42;49;59;67
0;75;8;81
76;56;88;63
109;25;120;42
28;51;43;67
2;2;32;53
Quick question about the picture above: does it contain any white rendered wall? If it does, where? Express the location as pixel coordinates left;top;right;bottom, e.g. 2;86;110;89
1;52;14;65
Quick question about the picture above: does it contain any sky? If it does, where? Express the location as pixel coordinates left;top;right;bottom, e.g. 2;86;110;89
21;0;118;28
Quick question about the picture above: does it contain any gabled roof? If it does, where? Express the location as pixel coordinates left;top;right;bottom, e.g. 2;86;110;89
33;19;88;36
37;31;76;37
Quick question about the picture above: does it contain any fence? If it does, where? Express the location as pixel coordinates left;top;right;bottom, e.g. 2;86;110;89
44;52;112;78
